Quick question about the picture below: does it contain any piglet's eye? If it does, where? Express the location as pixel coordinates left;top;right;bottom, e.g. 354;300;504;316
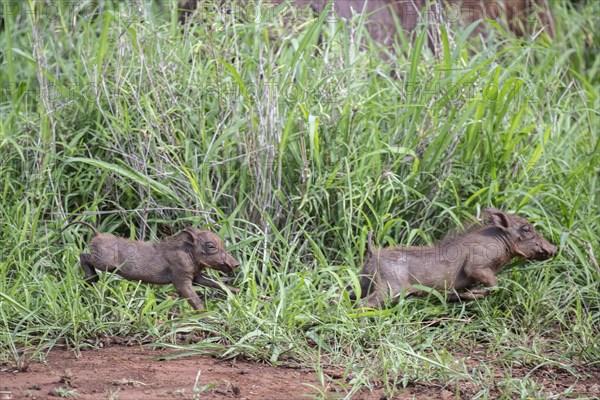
204;242;218;254
521;225;531;233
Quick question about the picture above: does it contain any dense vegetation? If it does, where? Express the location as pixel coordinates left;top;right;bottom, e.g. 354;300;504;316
0;1;598;398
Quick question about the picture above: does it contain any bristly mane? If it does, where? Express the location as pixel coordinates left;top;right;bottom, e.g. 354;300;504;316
436;216;493;247
373;214;495;250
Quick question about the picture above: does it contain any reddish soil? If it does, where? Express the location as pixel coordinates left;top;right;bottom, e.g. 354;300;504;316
1;345;380;400
1;345;599;400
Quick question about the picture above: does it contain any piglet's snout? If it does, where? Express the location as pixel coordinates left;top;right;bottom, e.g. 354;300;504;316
537;240;558;260
544;242;558;257
223;253;240;270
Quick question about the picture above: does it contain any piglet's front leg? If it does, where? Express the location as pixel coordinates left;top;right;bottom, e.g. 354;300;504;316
193;274;275;301
447;288;491;302
464;266;498;288
193;274;239;294
448;266;498;302
172;276;205;311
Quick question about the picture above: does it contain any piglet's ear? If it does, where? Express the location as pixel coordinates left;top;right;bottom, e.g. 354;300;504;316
181;228;199;245
484;208;510;231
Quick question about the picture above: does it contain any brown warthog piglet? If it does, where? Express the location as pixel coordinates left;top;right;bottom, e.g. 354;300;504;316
62;221;240;311
351;209;557;308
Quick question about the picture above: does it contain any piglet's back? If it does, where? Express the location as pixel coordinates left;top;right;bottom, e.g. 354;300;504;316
89;234;157;270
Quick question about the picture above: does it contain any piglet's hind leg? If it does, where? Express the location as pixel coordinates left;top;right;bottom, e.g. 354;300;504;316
80;253;99;283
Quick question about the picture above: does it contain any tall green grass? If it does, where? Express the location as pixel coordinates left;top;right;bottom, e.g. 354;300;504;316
0;0;598;398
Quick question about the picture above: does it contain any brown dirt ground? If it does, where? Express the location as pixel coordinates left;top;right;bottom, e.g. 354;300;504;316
0;345;384;400
1;344;599;400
